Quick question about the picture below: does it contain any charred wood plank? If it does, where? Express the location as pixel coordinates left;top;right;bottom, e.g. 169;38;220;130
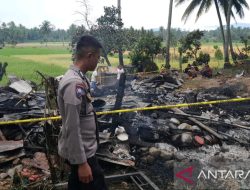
172;108;224;140
112;73;126;127
188;117;224;140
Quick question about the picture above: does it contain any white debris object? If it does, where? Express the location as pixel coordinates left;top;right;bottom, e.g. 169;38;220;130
236;70;244;78
9;80;32;94
55;75;64;81
115;126;126;135
170;118;181;125
117;133;129;141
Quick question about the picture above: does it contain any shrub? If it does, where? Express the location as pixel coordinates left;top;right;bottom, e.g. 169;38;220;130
129;52;158;72
129;31;162;72
214;46;223;60
195;52;210;65
142;60;158;72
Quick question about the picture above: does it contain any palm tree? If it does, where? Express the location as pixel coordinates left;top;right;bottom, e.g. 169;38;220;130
176;0;249;66
39;20;54;47
165;0;174;69
224;0;233;66
218;0;249;66
214;0;226;51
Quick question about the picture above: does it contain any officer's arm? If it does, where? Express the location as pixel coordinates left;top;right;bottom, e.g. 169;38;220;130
63;81;87;164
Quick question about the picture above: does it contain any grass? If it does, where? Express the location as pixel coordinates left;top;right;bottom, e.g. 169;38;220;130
0;43;71;85
0;43;130;85
15;42;69;47
0;46;70;56
0;42;235;85
0;55;67;85
13;54;72;68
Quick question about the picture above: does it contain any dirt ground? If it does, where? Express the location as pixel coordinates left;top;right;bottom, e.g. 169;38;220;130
181;64;250;94
182;75;250;95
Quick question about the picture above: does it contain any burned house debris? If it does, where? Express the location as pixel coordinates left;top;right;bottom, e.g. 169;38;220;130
96;72;250;189
0;77;51;189
0;70;250;190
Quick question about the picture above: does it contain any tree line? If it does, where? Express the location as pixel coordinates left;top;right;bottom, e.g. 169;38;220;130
0;21;67;46
0;21;249;47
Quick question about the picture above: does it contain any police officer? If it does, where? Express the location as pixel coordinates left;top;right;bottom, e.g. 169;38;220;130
57;35;107;190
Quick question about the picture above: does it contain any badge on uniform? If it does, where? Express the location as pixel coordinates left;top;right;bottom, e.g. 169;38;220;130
75;84;86;99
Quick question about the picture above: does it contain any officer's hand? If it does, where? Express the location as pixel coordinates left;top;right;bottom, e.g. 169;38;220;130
78;162;93;183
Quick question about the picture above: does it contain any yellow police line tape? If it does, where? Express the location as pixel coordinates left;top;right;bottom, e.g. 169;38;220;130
0;97;250;126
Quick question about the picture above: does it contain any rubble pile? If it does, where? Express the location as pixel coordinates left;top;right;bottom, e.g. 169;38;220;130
131;72;184;104
0;77;45;121
126;109;250;153
0;77;47;156
1;71;250;189
105;73;250;189
0;77;51;189
93;72;250;189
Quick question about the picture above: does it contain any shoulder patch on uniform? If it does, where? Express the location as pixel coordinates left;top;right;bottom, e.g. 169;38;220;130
75;84;86;98
78;82;88;88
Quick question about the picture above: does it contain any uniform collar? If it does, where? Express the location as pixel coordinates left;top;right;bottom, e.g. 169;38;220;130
69;64;90;85
70;64;80;72
70;65;85;75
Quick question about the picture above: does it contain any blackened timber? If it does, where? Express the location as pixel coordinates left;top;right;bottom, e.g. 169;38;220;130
172;108;224;140
114;73;126;110
112;73;126;126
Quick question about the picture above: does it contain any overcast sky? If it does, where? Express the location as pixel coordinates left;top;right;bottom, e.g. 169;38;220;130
0;0;250;30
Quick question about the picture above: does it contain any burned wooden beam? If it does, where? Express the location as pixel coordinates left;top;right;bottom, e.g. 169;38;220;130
188;117;224;140
114;73;126;111
172;108;224;140
112;73;126;127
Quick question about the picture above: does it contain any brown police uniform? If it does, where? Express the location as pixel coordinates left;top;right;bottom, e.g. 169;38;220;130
57;65;107;190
